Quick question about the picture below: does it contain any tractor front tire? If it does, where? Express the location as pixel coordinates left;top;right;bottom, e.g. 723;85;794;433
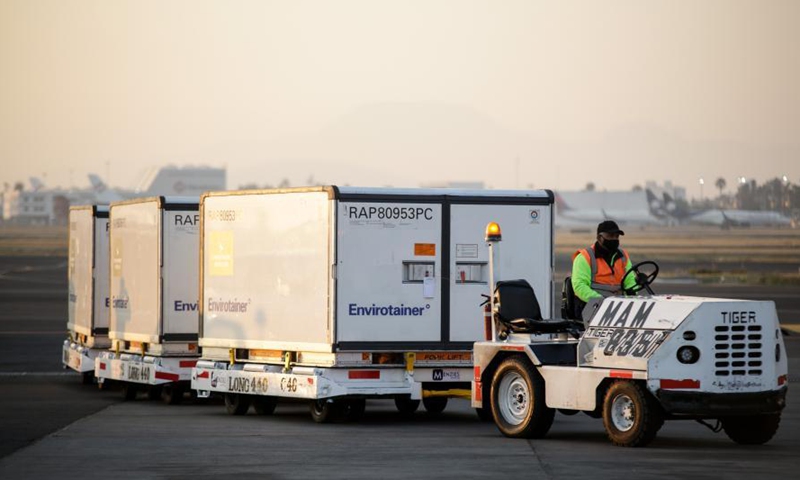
602;380;663;447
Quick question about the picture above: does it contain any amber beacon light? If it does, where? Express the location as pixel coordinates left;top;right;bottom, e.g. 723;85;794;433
485;222;502;242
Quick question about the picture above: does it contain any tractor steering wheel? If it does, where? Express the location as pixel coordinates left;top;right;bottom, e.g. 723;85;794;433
620;261;659;295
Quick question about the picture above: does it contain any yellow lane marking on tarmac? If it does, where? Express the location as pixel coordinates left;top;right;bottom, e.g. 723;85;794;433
781;324;800;334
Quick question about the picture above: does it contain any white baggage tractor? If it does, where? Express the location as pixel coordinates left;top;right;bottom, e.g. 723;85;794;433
63;205;110;383
95;196;201;403
191;186;555;421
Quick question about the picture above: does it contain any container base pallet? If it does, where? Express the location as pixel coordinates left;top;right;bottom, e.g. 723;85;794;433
192;360;474;422
63;340;104;383
95;351;197;388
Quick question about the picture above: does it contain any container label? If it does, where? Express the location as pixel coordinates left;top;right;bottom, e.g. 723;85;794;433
208;231;234;276
111;237;123;277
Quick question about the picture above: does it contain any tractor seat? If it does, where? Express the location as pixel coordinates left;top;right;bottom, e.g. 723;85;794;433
495;280;570;334
560;276;586;321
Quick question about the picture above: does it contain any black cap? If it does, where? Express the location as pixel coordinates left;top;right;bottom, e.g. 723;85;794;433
597;220;625;235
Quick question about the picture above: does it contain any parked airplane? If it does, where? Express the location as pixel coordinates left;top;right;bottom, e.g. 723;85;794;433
554;190;666;229
87;174;126;203
662;193;793;228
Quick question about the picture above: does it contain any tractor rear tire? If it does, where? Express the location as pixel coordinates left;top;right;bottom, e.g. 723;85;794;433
722;414;781;445
490;357;554;438
602;380;663;447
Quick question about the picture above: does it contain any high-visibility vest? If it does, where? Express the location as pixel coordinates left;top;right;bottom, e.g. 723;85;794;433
573;246;630;296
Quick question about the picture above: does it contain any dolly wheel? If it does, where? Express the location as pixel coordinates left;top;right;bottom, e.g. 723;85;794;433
161;383;184;405
341;399;366;422
722;414;781;445
602;380;663;447
394;396;420;416
147;386;163;401
224;393;251;415
81;371;95;385
490;357;554;438
253;396;278;415
423;397;448;415
310;399;342;423
121;383;138;401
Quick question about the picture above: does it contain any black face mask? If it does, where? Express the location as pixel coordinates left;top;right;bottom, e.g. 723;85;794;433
602;239;620;252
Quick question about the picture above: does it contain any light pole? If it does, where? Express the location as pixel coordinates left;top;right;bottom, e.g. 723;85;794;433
698;177;705;202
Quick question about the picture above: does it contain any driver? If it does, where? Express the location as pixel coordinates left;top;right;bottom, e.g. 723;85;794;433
571;221;637;307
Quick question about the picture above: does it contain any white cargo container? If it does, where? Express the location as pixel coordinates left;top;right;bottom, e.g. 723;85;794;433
192;187;555;421
95;197;201;403
63;205;110;383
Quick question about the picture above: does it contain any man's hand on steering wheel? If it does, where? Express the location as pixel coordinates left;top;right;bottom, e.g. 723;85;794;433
621;261;659;295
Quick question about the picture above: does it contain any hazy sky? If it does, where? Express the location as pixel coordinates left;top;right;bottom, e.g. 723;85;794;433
2;0;798;197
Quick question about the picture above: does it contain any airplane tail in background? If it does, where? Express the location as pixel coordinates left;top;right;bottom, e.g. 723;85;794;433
29;177;45;192
88;174;107;193
553;191;572;214
645;189;667;219
662;192;677;213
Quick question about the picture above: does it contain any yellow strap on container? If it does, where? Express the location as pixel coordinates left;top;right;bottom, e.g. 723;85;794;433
229;348;235;365
283;351;292;373
422;388;471;400
404;352;415;372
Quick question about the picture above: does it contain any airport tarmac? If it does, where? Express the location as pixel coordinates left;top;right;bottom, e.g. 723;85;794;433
1;256;798;478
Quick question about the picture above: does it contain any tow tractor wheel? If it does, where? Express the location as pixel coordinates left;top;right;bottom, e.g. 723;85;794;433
161;383;184;405
423;397;448;415
121;383;138;401
253;396;278;416
721;413;781;445
602;380;663;447
224;393;251;415
310;399;342;423
490;357;554;438
81;371;95;385
394;396;420;416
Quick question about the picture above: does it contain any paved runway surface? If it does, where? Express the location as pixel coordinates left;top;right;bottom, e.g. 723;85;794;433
1;256;798;478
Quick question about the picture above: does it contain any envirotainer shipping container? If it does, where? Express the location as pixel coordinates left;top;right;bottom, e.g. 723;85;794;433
63;205;110;380
193;187;555;421
95;197;201;402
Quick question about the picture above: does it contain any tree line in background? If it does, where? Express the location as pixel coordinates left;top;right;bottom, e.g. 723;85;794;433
694;176;798;214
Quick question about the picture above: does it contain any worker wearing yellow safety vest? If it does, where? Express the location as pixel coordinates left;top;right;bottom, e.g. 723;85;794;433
571;220;637;303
